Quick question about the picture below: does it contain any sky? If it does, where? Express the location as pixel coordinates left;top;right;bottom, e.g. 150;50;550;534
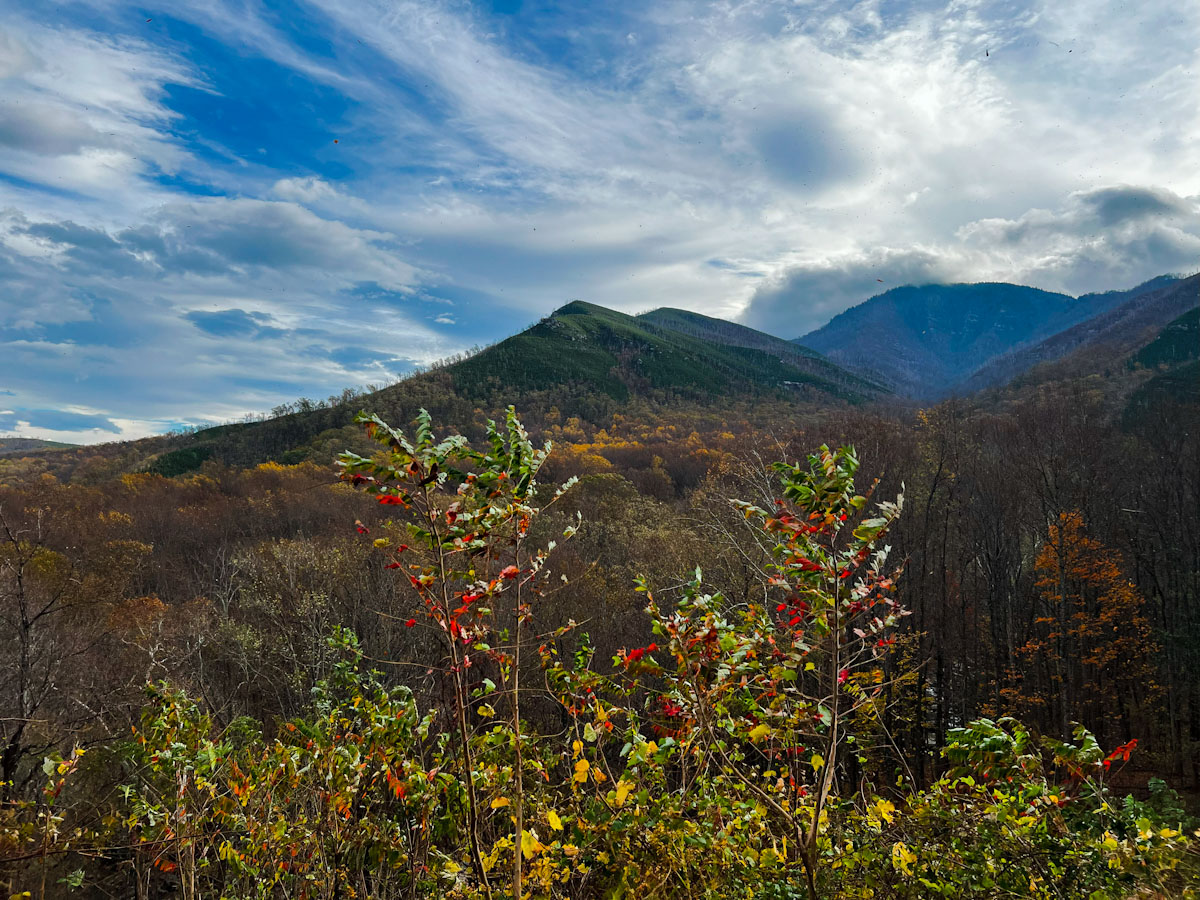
1;0;1198;443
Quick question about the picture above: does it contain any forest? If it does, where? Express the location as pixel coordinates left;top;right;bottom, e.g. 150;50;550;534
1;311;1198;899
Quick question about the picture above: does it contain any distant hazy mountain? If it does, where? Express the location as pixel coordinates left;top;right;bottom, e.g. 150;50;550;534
962;274;1197;394
794;279;1177;398
0;437;75;456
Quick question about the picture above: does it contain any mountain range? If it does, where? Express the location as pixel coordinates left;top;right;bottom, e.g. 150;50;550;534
443;300;886;405
960;274;1199;395
794;275;1189;399
4;270;1197;480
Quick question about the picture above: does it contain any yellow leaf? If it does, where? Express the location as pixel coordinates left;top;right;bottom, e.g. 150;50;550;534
749;724;771;742
478;704;495;717
572;739;583;758
490;797;510;809
874;798;895;825
520;830;542;860
573;759;590;783
614;780;634;807
811;753;825;771
891;841;917;876
547;809;563;831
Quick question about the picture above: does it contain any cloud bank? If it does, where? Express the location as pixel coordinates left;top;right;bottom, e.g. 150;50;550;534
0;0;1197;440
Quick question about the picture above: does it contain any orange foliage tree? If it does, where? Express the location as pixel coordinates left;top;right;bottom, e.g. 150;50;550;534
1014;511;1160;746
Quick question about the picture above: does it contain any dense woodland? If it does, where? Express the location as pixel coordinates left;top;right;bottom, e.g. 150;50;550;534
1;295;1198;898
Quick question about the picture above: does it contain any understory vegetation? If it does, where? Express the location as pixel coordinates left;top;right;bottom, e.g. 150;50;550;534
1;409;1197;898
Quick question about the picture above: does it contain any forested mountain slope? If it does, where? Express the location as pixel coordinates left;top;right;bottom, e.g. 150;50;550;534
795;279;1176;398
446;300;883;404
1124;303;1200;428
1;300;882;483
962;274;1198;394
638;306;888;396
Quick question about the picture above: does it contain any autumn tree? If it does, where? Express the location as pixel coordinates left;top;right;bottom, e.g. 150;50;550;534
1012;511;1160;745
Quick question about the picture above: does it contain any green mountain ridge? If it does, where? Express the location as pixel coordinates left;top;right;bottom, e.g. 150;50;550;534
1132;304;1200;370
436;299;885;404
34;300;883;480
636;307;889;395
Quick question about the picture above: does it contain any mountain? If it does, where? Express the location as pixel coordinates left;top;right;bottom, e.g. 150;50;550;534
960;275;1196;394
794;280;1175;398
169;301;888;471
14;300;884;482
443;300;885;404
0;437;75;456
636;306;889;396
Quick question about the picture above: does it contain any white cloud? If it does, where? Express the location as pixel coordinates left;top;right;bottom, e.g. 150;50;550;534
1;0;1199;441
0;20;202;219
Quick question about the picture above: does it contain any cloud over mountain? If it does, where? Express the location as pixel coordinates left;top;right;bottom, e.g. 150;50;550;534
0;0;1197;440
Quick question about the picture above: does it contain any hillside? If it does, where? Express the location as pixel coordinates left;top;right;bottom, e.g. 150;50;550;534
0;437;75;456
637;306;889;396
1131;303;1200;370
795;281;1162;398
446;300;884;403
961;274;1197;393
1123;303;1200;429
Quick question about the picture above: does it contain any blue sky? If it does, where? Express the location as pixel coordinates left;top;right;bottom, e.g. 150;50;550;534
0;0;1198;443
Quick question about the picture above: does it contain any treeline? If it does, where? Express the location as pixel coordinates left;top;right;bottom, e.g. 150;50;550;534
2;377;1198;786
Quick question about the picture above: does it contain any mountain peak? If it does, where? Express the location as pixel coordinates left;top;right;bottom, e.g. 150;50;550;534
550;299;622;318
795;280;1164;398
